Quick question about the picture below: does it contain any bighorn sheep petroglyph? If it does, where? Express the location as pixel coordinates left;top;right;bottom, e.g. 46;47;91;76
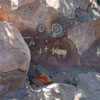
51;47;67;59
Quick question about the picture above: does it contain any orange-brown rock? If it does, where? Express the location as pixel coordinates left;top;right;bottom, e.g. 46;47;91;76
31;74;52;86
0;8;12;22
28;66;52;86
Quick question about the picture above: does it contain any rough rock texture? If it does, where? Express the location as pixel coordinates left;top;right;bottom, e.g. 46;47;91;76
68;18;100;55
36;83;76;100
0;21;30;72
0;0;100;88
0;70;26;98
6;0;100;70
1;83;76;100
28;65;52;86
0;0;100;70
7;0;100;69
0;0;35;11
74;72;100;100
0;21;30;97
1;72;100;100
67;17;100;70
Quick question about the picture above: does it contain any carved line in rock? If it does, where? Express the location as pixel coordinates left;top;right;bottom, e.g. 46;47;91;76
37;24;45;33
37;23;64;38
23;34;68;59
51;47;67;59
51;23;63;37
96;47;100;57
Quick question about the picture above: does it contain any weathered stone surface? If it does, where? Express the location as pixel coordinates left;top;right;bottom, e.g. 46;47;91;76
1;72;100;100
68;18;100;55
13;0;60;30
22;33;79;67
0;0;100;70
80;37;100;71
74;72;100;100
0;21;30;97
0;70;26;97
0;83;76;100
67;18;100;70
46;0;100;20
36;83;76;100
28;65;52;86
0;0;35;11
0;21;30;72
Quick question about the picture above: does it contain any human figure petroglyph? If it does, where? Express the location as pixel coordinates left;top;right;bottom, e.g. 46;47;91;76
44;46;48;52
38;48;43;55
96;47;100;57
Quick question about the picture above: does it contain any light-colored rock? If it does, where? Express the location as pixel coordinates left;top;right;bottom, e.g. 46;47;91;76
74;72;100;100
13;0;59;30
68;18;100;55
36;83;76;100
0;21;30;98
0;21;30;72
46;0;100;19
0;0;35;11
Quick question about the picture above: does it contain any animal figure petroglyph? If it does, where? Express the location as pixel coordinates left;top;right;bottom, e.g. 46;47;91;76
51;47;67;59
96;47;100;57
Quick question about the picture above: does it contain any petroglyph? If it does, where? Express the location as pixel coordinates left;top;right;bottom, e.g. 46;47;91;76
38;48;43;55
51;47;67;59
23;36;31;39
28;40;35;47
96;47;100;57
44;46;49;52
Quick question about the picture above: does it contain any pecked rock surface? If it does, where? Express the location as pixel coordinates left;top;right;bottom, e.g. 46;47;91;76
14;0;100;70
0;21;30;97
0;0;100;76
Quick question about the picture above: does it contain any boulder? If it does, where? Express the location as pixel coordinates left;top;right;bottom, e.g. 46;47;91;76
1;72;100;100
0;0;100;70
68;18;100;55
28;65;52;86
0;83;76;100
0;21;30;97
74;72;100;100
36;83;76;100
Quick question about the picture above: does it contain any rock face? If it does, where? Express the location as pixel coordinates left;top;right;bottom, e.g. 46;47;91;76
10;0;100;70
0;0;100;70
1;72;100;100
0;21;30;97
1;83;76;100
28;65;52;86
36;83;76;100
0;0;35;11
74;72;100;100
